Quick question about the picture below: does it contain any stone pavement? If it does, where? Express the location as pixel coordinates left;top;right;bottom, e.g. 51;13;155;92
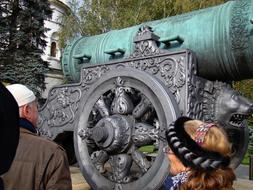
234;164;253;190
70;167;90;190
235;164;250;180
70;166;253;190
234;178;253;190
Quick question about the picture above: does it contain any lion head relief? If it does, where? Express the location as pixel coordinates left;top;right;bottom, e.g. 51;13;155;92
215;87;253;128
201;80;253;167
202;81;253;128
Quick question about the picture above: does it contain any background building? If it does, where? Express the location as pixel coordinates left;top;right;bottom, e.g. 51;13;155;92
42;0;70;98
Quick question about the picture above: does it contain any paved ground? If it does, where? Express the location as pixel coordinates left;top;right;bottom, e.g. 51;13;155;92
71;167;90;190
234;178;253;190
71;166;253;190
235;164;250;179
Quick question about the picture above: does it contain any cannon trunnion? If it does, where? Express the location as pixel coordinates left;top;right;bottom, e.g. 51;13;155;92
39;26;253;190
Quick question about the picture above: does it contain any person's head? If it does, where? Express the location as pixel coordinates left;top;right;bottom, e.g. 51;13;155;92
184;119;231;157
6;84;38;127
165;116;235;189
165;117;232;175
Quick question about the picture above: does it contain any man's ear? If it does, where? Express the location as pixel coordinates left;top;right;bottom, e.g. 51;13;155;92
20;104;31;119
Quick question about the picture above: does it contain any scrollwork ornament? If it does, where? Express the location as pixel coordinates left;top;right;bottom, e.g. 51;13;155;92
49;87;81;126
230;0;250;50
81;65;110;86
91;150;109;173
111;77;134;115
95;97;110;117
113;183;123;190
159;57;186;104
131;40;161;58
38;86;82;139
130;25;162;58
132;94;152;119
109;154;132;183
129;58;159;74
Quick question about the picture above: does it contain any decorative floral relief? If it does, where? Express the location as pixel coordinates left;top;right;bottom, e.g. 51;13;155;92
113;183;123;190
111;77;134;115
81;65;110;86
187;76;204;119
38;86;82;138
160;57;185;93
130;40;161;58
129;58;160;75
128;55;186;104
230;0;250;50
130;26;163;58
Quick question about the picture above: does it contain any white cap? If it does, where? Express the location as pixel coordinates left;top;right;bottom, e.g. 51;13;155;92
6;84;36;107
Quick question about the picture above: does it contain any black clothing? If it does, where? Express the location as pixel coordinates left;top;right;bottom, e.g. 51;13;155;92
0;82;19;175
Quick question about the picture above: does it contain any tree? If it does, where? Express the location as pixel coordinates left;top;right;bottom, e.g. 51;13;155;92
234;79;253;127
58;0;83;48
234;79;253;154
58;0;228;48
0;0;52;97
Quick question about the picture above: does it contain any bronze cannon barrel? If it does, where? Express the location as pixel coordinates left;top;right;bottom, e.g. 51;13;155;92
62;0;253;82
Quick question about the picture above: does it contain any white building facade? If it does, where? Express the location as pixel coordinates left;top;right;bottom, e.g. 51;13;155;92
42;0;70;98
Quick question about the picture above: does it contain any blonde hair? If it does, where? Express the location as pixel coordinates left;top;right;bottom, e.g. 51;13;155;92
178;120;236;190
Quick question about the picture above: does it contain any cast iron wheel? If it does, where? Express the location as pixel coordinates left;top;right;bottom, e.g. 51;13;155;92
74;68;180;190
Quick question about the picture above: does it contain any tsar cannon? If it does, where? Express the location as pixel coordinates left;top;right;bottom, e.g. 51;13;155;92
39;1;253;189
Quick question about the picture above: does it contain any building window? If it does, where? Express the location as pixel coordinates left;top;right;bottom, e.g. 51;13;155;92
50;42;57;57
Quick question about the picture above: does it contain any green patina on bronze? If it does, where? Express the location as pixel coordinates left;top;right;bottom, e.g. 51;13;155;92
62;0;253;82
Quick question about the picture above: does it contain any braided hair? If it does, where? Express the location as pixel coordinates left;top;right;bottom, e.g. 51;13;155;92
166;117;235;190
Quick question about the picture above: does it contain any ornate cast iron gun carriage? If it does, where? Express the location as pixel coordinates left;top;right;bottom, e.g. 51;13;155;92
39;1;253;189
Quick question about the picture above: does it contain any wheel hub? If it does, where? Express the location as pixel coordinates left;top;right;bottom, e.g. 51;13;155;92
91;115;133;153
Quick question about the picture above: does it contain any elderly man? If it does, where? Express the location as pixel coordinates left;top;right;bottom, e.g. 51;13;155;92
2;84;72;190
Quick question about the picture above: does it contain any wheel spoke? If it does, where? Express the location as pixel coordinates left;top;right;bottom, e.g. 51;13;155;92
95;96;110;117
131;146;151;173
91;150;109;174
108;154;133;183
132;94;152;119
